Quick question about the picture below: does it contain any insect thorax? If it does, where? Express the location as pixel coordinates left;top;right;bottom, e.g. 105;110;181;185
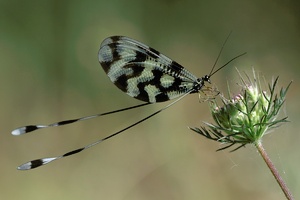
189;77;205;94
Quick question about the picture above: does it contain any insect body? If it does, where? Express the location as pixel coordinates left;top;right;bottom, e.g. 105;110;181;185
12;36;245;170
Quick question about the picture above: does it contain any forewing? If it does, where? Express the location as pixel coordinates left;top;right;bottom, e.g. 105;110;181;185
98;36;198;103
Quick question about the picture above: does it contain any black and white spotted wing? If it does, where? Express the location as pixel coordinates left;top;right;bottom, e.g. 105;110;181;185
99;36;206;103
12;36;245;170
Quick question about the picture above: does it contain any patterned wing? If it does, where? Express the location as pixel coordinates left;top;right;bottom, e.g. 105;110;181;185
98;36;200;103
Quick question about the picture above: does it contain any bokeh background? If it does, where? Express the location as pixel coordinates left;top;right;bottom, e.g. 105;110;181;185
1;0;299;199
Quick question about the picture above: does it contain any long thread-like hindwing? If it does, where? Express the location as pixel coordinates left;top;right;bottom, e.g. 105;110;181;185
98;36;202;103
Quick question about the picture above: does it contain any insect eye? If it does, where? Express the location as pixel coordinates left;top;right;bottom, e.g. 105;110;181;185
202;75;210;83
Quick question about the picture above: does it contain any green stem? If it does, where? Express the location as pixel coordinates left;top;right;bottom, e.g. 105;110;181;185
255;141;294;200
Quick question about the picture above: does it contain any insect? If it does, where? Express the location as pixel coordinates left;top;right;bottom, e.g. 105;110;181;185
12;35;245;170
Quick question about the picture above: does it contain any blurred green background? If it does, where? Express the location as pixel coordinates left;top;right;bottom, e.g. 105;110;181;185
1;0;299;199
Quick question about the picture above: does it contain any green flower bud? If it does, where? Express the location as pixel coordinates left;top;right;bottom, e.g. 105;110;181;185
190;70;291;151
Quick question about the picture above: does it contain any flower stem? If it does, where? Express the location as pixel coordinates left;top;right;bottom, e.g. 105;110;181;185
255;141;294;200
